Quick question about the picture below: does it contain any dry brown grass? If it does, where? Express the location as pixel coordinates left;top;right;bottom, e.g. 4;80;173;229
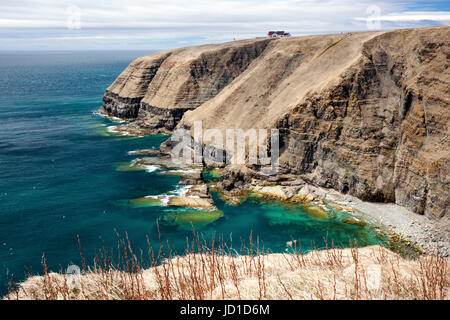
5;230;449;300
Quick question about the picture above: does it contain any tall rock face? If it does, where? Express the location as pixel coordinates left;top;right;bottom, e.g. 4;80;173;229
274;27;450;219
103;51;171;118
102;38;272;131
103;26;449;219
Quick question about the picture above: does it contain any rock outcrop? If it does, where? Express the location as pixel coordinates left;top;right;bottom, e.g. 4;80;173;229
102;26;449;219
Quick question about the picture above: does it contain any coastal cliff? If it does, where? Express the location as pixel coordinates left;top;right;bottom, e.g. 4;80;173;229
101;26;449;220
103;38;272;132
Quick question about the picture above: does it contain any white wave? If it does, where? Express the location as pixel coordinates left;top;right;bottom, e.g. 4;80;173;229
166;169;200;175
93;111;127;123
129;158;139;165
171;185;192;196
106;125;141;137
126;159;161;173
145;195;170;206
143;165;159;173
106;125;119;133
142;185;194;207
128;148;158;155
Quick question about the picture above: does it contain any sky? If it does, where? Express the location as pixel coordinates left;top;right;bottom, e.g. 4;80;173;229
0;0;449;51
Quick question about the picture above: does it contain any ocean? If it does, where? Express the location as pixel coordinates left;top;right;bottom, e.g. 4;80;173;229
0;51;385;295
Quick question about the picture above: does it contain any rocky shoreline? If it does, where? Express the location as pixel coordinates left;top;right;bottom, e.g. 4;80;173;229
99;26;449;257
120;146;450;257
127;155;217;210
215;164;450;257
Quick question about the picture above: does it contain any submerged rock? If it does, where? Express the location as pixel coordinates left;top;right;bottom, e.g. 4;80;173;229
302;204;329;219
128;197;164;208
115;162;150;172
160;209;223;228
167;196;214;210
341;217;366;227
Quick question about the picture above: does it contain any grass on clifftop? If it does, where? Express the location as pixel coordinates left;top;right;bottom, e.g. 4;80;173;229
5;229;449;300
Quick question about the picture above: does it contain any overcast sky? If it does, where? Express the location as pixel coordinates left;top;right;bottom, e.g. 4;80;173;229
0;0;449;50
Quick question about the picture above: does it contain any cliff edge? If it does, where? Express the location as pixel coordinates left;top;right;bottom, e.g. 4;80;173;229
101;26;449;219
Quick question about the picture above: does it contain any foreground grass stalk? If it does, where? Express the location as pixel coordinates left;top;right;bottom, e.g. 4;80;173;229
6;230;449;300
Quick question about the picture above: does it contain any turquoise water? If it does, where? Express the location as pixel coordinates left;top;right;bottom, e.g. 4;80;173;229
0;51;385;295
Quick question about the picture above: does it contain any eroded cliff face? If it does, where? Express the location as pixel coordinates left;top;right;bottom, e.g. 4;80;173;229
102;26;449;219
103;38;272;132
273;28;449;219
103;51;171;118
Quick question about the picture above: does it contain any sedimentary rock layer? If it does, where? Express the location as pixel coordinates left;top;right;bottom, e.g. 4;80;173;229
103;38;272;131
103;51;171;118
103;26;449;219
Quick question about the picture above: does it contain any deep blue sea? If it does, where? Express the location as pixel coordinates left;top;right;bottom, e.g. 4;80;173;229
0;51;385;295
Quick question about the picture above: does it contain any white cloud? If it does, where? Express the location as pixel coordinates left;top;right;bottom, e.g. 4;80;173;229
355;11;450;22
0;1;448;50
0;0;403;29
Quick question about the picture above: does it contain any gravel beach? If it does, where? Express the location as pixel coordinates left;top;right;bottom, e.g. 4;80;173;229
332;193;450;257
